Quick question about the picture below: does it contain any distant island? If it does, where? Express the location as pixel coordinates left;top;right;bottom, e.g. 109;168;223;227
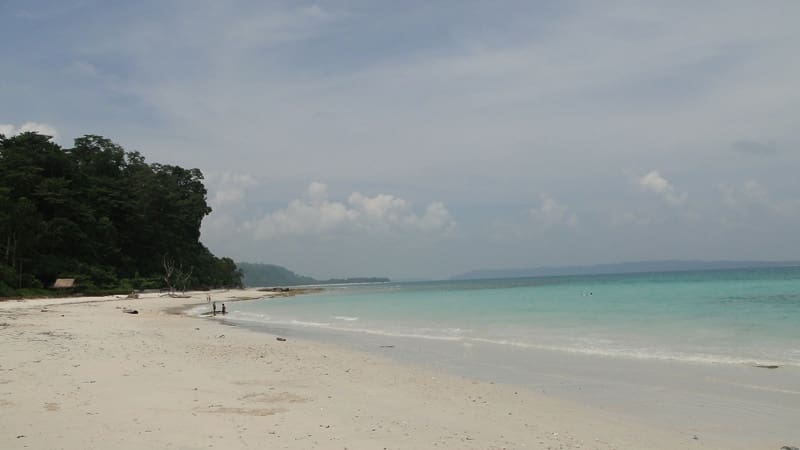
451;260;800;281
237;262;389;287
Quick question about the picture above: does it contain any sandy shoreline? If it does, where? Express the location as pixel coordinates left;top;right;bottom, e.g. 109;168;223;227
0;290;771;449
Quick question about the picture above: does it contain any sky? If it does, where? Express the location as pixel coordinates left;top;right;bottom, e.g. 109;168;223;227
2;1;799;280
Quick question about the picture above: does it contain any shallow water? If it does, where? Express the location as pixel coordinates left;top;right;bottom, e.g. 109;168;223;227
225;267;800;367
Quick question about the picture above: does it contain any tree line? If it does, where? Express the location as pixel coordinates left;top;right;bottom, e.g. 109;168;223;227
0;132;242;297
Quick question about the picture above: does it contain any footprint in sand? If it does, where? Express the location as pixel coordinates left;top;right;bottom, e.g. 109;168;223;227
196;405;285;416
44;402;60;411
239;392;308;404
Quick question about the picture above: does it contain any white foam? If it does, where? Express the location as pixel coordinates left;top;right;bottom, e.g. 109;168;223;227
217;312;799;368
227;311;272;321
467;337;797;367
290;319;331;327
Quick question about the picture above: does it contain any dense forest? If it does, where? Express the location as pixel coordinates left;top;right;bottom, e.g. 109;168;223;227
0;132;242;297
238;262;389;287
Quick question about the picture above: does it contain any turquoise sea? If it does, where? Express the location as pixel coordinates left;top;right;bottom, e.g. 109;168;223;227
225;266;800;367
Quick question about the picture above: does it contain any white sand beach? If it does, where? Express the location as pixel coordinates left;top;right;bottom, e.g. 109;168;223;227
0;290;787;449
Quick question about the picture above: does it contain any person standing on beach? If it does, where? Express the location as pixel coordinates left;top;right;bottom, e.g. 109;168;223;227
221;303;227;315
212;302;217;316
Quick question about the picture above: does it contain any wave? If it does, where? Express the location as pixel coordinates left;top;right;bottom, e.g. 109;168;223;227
214;310;800;368
290;319;331;327
226;311;463;342
466;337;797;367
333;316;359;321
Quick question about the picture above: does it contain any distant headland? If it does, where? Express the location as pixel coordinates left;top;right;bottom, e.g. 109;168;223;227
237;262;389;287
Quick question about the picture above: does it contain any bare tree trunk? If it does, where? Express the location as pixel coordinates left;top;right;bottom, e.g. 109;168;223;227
179;266;193;294
162;255;176;295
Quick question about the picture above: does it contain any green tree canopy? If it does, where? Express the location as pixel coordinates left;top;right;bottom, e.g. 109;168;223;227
0;132;241;296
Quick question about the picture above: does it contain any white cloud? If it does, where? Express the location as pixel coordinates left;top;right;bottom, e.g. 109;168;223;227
415;202;455;232
201;171;260;240
306;181;330;204
529;194;578;229
637;170;687;207
721;180;768;210
719;180;799;219
243;182;456;239
0;122;59;140
206;172;259;210
490;194;577;241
